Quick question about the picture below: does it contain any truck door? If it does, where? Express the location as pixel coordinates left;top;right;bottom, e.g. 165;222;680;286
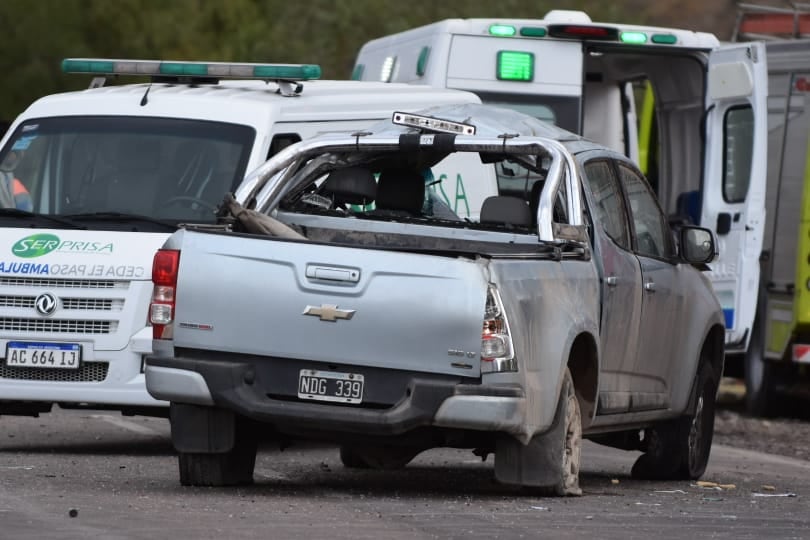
702;42;768;352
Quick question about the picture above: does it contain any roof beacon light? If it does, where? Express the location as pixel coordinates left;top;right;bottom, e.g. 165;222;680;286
620;31;648;44
651;33;678;45
489;24;517;37
61;58;322;81
392;112;477;135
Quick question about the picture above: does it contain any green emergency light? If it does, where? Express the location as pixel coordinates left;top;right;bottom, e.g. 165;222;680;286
496;51;534;82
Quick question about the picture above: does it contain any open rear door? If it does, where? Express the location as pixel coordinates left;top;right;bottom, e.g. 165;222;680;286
702;42;768;352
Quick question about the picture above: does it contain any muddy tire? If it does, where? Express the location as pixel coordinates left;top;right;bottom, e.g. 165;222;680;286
178;435;258;486
494;368;582;496
555;369;583;496
632;361;717;480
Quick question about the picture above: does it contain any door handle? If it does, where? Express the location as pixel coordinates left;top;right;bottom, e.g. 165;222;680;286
644;281;656;292
305;264;360;283
605;276;618;287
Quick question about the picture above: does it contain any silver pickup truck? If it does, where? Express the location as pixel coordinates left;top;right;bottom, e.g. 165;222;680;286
145;104;724;496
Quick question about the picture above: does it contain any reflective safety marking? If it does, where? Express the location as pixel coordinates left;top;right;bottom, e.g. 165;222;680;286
793;344;810;364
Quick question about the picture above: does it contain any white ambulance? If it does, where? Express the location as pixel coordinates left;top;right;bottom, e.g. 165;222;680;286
353;10;769;359
0;58;481;418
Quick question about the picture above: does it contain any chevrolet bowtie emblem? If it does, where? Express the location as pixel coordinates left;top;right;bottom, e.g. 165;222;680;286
303;304;356;322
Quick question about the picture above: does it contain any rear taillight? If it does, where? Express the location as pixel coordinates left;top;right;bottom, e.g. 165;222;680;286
481;286;517;373
150;249;180;340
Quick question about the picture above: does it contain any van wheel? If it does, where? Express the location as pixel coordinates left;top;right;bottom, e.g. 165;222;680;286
745;311;775;417
632;361;717;480
178;435;258;486
494;368;582;496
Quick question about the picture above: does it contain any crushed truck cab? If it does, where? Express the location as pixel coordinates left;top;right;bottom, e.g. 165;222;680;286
145;104;725;495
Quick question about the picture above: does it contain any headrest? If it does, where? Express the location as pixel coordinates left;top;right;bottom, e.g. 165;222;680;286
480;196;532;227
375;169;424;214
321;167;377;205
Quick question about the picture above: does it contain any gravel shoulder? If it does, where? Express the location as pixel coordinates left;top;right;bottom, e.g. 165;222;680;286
714;379;810;461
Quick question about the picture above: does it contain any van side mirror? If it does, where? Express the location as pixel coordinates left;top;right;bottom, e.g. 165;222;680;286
679;226;717;266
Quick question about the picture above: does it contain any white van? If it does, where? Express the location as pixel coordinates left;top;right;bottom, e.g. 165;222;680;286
0;58;481;418
353;10;769;358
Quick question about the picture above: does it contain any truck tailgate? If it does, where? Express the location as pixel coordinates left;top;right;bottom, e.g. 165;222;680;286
172;232;489;378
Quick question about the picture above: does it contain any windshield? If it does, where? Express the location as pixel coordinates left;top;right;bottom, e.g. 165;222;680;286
0;116;255;223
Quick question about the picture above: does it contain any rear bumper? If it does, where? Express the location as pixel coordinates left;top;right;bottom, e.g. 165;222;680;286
145;354;526;437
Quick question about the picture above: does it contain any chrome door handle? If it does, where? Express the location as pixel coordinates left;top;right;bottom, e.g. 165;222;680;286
605;276;618;287
644;281;656;292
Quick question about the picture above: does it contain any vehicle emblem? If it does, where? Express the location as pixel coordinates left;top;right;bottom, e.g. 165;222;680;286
34;293;58;316
303;304;356;322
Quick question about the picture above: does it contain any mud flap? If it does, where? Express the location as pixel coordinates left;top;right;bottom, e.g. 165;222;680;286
170;403;235;453
494;375;569;489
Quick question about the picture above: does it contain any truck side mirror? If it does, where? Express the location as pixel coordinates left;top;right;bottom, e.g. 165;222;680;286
680;226;717;266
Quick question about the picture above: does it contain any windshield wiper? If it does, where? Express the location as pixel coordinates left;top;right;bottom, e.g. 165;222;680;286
0;208;87;229
62;212;178;231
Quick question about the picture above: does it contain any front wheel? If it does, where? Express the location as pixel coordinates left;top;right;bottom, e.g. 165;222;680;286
632;361;717;480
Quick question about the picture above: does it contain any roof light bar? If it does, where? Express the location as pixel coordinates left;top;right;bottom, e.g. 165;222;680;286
62;58;322;80
392;112;477;135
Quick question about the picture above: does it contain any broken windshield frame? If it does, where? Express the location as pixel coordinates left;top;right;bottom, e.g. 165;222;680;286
240;134;581;242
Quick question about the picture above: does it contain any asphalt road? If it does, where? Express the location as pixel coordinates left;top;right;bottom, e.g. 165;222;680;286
0;408;808;540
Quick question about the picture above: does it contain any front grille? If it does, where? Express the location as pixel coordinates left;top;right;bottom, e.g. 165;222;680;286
0;361;109;382
0;296;34;308
0;278;128;289
61;298;122;311
0;318;116;334
0;296;123;311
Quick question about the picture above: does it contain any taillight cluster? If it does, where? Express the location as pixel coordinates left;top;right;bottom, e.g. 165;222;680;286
481;286;517;373
150;249;180;340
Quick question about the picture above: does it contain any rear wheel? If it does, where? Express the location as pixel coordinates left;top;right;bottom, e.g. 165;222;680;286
744;310;776;417
632;360;717;480
178;433;258;487
494;368;582;496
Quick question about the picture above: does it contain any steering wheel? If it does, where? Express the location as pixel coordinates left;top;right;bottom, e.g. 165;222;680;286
159;196;218;213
